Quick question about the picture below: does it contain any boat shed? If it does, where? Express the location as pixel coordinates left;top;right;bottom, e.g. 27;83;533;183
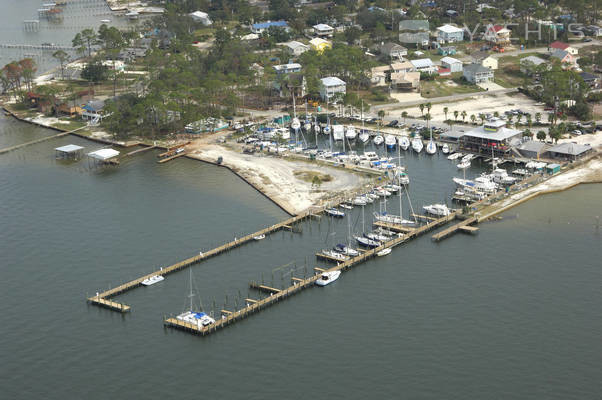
545;142;593;161
55;144;84;159
87;148;120;165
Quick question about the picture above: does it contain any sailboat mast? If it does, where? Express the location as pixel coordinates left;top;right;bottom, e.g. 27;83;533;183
188;268;194;311
398;145;403;218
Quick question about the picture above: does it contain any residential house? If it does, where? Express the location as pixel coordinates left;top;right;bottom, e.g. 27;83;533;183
319;77;346;102
273;63;302;74
249;63;264;84
410;58;437;74
391;71;420;91
390;61;414;74
309;37;332;53
436;24;464;43
251;20;289;34
312;23;334;37
550;49;576;69
545;142;593;161
438;46;457;56
440;56;463;72
550;41;578;55
579;72;600;89
460;119;522;156
274;73;307;98
81;99;106;122
57;104;83;117
370;65;390;87
519;56;548;76
379;42;408;60
189;11;212;26
437;67;451;77
483;24;511;45
471;50;498;70
285;41;309;56
463;63;494;83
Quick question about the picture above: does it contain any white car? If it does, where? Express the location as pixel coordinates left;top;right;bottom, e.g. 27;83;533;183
572;130;582;136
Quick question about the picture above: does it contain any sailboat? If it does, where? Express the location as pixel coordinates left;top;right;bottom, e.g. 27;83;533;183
398;135;410;151
176;269;215;327
411;135;423;153
358;131;370;143
385;135;397;150
425;128;437;154
332;125;344;141
345;126;357;141
373;135;384;145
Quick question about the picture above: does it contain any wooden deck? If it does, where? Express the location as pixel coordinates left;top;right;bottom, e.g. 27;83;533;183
87;296;131;313
431;216;478;241
0;131;70;154
125;145;156;157
158;152;186;163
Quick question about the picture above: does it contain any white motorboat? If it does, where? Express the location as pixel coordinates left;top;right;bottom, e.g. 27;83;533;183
340;203;353;210
176;311;215;326
373;213;415;225
374;188;392;197
352;197;367;206
141;275;164;286
325;208;345;218
373;135;384;145
462;154;475;162
321;249;349;261
253;234;266;240
364;151;379;161
426;140;437;154
316;270;341;286
376;248;392;257
453;176;497;193
365;192;379;201
442;144;450;154
365;232;389;242
100;19;111;23
322;125;330;135
457;160;471;169
423;204;451;216
398;172;410;185
355;235;380;248
304;122;312;132
411;137;423;153
398;136;410;150
333;244;359;256
315;125;322;134
332;125;344;141
447;152;462;160
385;135;397;150
384;184;401;192
358;131;370;143
345;126;357;141
361;194;375;204
488;168;517;185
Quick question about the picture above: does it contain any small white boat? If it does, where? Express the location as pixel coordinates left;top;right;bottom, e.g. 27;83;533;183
385;135;397;150
253;234;266;240
359;131;370;143
322;125;330;135
316;270;341;286
334;244;359;256
384;184;401;192
365;232;390;242
373;135;384;145
321;249;349;261
177;311;215;326
423;204;451;216
398;136;410;151
345;126;357;141
304;122;312;132
425;140;437;154
315;125;321;134
398;172;410;185
447;152;462;160
141;275;164;286
325;208;345;218
457;160;471;169
100;19;111;23
340;203;354;210
411;137;423;153
377;248;392;257
352;197;367;206
442;144;450;154
332;125;344;141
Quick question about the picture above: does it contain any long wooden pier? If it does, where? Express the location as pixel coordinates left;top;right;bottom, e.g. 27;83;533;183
431;216;478;241
125;145;156;157
0;132;70;154
164;212;457;336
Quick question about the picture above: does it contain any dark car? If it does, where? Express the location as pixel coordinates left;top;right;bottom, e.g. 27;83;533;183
583;38;593;42
387;120;399;127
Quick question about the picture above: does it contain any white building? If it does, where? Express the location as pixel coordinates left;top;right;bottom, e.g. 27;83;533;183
436;24;464;43
319;77;346;102
189;11;212;26
313;23;334;37
273;63;302;74
285;41;310;56
440;56;463;72
410;58;437;74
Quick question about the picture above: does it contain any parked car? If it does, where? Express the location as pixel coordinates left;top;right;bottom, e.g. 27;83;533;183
572;130;582;135
583;38;593;42
387;120;399;127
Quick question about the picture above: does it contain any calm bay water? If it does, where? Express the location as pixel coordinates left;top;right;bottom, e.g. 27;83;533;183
1;115;601;399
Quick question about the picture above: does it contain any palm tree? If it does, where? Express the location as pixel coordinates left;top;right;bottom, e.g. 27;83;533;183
378;109;385;124
478;113;485;124
547;113;554;125
453;110;459;121
426;102;432;114
536;130;546;142
424;112;432;129
516;114;523;125
443;106;449;122
526;114;532;128
535;112;541;124
419;103;425;116
507;114;514;123
493;111;499;118
401;111;408;125
470;114;476;124
461;110;467;123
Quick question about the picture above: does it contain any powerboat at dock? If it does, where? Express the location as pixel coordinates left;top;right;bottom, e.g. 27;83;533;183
316;270;341;286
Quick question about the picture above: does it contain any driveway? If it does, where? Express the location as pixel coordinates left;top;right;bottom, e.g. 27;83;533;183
477;81;506;91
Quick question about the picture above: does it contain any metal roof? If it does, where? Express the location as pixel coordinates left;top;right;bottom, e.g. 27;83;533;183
313;23;333;31
410;58;434;68
440;56;461;65
462;125;522;141
87;148;120;161
547;142;592;155
320;76;345;86
437;24;463;33
55;144;84;153
518;140;547;152
252;20;288;30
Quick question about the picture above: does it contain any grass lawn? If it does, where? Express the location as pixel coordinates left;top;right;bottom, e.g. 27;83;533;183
494;54;535;88
420;75;484;98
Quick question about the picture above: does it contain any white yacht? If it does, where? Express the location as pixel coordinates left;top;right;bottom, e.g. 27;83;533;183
488;168;517;185
453;176;497;193
398;136;410;151
316;270;341;286
352;197;367;206
411;137;423;153
333;244;359;256
398;172;410;185
457;160;471;169
373;135;384;145
364;151;379;161
376;248;392;257
345;126;357;141
332;125;344;141
177;311;215;327
447;152;462;160
358;131;370;143
141;275;164;286
442;144;450;154
385;135;397;150
253;234;266;240
423;204;451;216
325;208;345;218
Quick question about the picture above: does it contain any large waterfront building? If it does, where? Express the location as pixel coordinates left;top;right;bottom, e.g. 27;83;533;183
459;119;522;156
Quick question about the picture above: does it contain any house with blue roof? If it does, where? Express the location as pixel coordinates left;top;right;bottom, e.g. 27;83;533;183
251;21;289;34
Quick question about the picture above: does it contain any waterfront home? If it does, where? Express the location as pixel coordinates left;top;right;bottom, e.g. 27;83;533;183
189;11;212;26
391;60;414;74
440;56;463;72
550;41;578;55
285;40;309;56
550;49;576;69
519;56;548;76
545;143;593;161
319;77;346;102
81;100;106;122
579;72;600;89
459;119;522;156
410;58;436;74
471;50;498;70
251;20;289;34
273;63;302;74
483;24;511;45
379;42;408;60
309;37;332;53
312;23;334;37
463;63;494;83
436;24;464;43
